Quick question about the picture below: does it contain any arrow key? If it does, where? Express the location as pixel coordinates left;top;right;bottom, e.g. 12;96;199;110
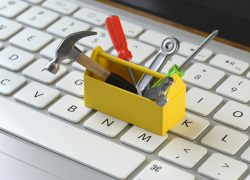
198;153;247;180
159;138;207;169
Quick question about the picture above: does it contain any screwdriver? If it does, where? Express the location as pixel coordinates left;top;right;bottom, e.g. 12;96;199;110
105;15;137;87
152;30;218;87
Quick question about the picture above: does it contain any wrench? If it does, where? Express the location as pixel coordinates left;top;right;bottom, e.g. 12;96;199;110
143;30;218;106
136;37;179;96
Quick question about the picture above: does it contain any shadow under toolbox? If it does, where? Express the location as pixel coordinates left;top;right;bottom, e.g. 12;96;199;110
84;46;186;135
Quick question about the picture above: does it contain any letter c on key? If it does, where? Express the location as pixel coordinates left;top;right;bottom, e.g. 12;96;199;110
1;79;10;85
75;79;83;85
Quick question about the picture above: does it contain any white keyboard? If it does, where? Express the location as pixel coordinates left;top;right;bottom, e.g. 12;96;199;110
1;0;250;180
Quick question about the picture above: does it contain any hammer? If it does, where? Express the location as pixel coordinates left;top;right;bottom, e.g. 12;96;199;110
45;31;137;94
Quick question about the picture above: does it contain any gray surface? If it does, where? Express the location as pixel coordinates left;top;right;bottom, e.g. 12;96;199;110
0;0;250;180
0;150;62;180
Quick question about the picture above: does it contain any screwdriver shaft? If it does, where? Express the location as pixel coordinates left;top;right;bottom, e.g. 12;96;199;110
126;62;137;86
178;30;218;71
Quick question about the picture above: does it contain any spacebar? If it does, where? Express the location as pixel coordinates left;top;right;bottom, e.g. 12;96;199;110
0;97;145;180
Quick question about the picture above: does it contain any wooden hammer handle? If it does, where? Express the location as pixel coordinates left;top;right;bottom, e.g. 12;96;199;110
76;53;137;94
77;53;110;80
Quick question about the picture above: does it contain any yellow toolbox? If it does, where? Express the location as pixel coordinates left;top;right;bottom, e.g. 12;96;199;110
84;46;186;135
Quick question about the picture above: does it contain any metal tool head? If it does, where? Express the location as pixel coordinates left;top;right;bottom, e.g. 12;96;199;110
160;37;179;56
156;76;174;106
143;76;174;106
136;37;179;95
45;31;97;74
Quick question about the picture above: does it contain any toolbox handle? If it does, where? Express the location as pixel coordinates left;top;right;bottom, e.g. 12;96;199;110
98;52;166;80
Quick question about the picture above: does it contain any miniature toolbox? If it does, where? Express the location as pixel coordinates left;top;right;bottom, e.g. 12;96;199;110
84;46;186;135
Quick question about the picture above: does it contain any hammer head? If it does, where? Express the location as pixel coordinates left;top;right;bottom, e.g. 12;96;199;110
45;31;97;74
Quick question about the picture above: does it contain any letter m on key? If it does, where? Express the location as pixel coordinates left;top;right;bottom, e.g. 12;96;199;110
138;133;151;142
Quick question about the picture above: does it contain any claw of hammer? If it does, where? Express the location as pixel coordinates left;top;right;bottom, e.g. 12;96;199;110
45;31;97;74
45;31;137;94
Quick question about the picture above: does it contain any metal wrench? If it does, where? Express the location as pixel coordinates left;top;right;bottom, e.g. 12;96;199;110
143;30;218;106
136;37;179;96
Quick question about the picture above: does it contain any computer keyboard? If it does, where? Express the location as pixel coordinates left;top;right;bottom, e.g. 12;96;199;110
1;0;250;179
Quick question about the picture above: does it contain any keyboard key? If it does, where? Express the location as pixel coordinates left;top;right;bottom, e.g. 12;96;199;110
84;111;128;138
23;59;67;84
170;113;210;140
40;39;61;59
247;71;250;79
120;126;168;153
73;7;108;26
145;54;185;74
72;51;91;72
178;42;213;62
198;153;247;180
159;138;207;169
0;0;29;18
0;96;145;179
48;95;92;123
47;17;90;38
40;39;84;64
186;88;223;116
79;28;112;52
17;6;59;29
210;54;249;75
0;17;22;40
111;39;155;64
23;0;44;4
14;82;60;109
120;20;143;38
201;125;248;155
216;75;250;103
214;101;250;130
9;28;53;52
42;0;78;15
133;160;194;180
0;69;26;95
182;63;225;89
0;47;34;71
139;30;168;47
72;62;86;72
56;71;84;97
241;146;250;164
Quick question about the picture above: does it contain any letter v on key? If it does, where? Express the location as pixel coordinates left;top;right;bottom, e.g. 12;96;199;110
34;91;44;97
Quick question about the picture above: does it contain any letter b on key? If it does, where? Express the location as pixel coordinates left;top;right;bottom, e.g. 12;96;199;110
68;105;77;112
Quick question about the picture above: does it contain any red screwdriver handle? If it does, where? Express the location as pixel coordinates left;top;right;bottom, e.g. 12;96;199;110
105;15;132;60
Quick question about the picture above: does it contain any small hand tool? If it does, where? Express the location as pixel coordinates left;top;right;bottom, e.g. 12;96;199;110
105;15;137;87
45;31;137;94
144;30;218;106
153;30;218;87
143;76;174;106
136;37;179;96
